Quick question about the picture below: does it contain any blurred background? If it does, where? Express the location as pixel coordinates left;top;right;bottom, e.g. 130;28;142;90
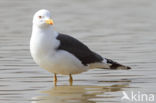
0;0;156;103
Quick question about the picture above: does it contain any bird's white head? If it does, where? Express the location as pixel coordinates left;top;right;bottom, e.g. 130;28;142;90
33;9;54;28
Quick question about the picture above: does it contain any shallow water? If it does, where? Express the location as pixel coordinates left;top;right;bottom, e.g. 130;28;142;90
0;0;156;103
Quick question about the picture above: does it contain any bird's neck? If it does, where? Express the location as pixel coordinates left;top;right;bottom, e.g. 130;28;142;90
32;26;55;35
30;25;59;62
31;25;59;45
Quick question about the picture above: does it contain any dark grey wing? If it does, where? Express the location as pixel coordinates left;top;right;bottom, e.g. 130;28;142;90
56;33;103;65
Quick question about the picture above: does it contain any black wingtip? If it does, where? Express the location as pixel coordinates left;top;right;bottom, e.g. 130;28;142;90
127;66;131;70
105;58;132;70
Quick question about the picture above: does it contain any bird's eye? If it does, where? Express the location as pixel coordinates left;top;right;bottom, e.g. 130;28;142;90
38;16;42;19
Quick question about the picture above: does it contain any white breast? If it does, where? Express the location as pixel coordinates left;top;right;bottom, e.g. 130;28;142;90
30;26;59;64
30;27;88;75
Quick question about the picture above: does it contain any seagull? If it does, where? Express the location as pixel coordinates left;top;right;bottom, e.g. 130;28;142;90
30;9;131;85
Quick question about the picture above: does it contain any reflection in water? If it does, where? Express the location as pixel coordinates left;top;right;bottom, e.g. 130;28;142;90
32;83;129;103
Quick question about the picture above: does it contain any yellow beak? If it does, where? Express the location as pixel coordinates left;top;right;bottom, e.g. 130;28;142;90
45;19;54;25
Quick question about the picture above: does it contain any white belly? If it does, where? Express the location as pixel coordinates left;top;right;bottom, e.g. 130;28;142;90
32;49;88;75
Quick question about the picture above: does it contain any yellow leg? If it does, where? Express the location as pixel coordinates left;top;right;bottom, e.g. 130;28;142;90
54;73;57;86
69;74;73;86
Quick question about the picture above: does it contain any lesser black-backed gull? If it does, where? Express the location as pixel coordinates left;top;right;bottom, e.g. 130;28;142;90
30;9;131;85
